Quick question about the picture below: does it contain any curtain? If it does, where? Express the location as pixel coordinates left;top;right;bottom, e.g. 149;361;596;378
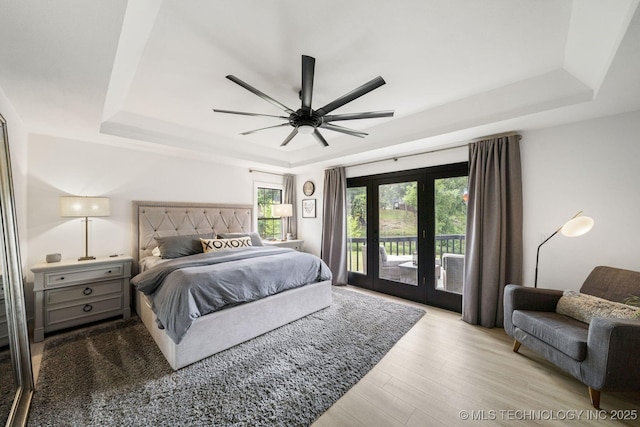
321;167;348;286
283;174;297;239
462;134;523;327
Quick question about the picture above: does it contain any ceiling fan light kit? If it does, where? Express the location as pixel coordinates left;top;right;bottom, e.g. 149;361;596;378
214;55;394;147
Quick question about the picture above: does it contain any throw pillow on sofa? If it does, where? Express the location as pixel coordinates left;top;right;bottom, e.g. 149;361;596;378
556;290;640;324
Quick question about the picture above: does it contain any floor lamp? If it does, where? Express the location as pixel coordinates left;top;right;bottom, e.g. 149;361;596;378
534;211;594;288
272;204;293;241
60;196;110;261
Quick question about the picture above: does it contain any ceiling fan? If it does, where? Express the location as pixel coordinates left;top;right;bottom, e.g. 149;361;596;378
213;55;394;147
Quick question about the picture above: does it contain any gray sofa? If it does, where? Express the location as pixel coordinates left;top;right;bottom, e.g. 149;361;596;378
504;266;640;409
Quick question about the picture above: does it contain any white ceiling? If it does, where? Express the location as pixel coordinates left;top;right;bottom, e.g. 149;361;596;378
1;0;639;172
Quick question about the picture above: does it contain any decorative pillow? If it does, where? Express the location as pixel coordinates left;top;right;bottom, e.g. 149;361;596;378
155;232;215;259
217;232;264;246
151;246;161;257
556;290;640;324
201;237;252;253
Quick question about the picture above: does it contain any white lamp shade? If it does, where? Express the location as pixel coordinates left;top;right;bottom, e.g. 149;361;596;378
561;215;594;237
272;203;293;218
60;196;110;217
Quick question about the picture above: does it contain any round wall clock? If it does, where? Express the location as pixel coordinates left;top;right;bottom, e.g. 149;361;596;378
303;180;315;196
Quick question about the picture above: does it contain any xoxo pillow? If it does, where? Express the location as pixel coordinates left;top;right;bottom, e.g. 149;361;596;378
200;237;252;253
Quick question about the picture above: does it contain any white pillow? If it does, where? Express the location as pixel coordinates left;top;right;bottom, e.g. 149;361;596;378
200;237;252;253
151;246;161;257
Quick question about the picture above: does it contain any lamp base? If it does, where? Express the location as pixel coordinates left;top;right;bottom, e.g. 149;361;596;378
78;256;96;261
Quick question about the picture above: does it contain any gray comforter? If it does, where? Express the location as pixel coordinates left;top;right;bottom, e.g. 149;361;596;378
131;246;332;344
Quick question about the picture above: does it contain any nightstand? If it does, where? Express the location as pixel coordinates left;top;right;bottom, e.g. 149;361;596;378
32;255;132;342
264;239;304;251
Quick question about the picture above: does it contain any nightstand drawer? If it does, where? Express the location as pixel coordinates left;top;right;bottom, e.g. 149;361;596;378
45;279;122;306
45;264;124;287
46;295;123;327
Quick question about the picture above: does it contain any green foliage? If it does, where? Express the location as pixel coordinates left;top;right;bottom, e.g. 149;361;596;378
346;177;468;239
435;177;468;235
257;187;282;240
347;187;367;238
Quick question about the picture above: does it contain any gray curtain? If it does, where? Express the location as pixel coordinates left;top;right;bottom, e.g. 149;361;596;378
462;134;523;327
321;167;348;286
283;174;297;239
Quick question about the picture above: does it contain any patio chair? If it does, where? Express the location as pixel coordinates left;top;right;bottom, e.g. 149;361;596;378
362;245;412;281
442;253;464;293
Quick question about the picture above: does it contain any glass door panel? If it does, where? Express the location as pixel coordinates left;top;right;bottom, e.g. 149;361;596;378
378;181;419;287
347;186;367;275
434;176;467;295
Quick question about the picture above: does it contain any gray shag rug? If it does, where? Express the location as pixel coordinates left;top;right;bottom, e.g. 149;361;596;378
28;287;424;427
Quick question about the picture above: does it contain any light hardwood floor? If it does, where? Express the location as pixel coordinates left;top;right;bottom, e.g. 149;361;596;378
30;286;640;426
312;286;640;427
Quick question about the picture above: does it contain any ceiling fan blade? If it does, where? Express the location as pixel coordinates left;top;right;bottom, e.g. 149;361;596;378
226;75;295;114
314;76;386;117
323;110;394;122
213;109;289;119
312;129;329;147
280;128;299;146
241;123;291;135
320;123;368;138
301;55;315;111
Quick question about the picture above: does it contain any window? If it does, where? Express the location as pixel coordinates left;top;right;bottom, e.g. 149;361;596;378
256;185;283;240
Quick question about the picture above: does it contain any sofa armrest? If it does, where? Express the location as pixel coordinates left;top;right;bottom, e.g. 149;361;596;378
503;284;563;336
582;318;640;391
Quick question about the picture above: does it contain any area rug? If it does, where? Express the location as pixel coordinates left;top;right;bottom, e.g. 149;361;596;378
27;287;424;427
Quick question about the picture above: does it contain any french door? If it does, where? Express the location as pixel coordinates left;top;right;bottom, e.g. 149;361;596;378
347;163;468;312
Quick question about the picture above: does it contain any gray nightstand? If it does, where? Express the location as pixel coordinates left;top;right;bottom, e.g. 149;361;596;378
32;255;132;342
264;239;304;251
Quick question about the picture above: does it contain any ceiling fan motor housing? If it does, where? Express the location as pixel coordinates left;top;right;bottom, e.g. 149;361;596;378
289;110;322;129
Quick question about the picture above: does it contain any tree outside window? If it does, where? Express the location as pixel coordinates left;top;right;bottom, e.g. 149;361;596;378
257;187;282;240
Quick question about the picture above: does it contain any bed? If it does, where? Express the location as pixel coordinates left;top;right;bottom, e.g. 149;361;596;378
131;201;332;370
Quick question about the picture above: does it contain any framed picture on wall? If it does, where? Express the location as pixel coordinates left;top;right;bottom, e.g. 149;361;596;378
302;199;316;218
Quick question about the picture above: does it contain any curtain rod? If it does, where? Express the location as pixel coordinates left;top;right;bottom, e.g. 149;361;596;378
333;142;467;169
248;169;285;176
331;131;521;170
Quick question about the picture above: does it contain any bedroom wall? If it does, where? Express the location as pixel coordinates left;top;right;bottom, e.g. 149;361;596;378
23;109;640;314
300;110;640;293
25;133;282;315
520;109;640;290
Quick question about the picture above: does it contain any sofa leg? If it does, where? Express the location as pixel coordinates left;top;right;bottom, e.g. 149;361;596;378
588;387;601;409
512;340;521;353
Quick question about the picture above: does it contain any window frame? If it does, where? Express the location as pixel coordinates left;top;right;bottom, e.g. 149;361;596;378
253;181;284;240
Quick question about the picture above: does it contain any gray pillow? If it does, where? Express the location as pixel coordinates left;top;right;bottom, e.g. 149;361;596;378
217;232;263;246
155;232;215;259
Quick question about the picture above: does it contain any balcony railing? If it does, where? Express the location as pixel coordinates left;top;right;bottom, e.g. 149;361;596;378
347;234;465;273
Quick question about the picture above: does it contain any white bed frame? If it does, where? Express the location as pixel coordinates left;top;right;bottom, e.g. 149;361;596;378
132;201;332;370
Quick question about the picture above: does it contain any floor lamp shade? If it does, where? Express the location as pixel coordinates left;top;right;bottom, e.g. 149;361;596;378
60;196;110;260
534;211;594;288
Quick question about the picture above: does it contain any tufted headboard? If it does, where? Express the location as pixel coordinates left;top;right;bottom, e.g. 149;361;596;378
132;201;253;270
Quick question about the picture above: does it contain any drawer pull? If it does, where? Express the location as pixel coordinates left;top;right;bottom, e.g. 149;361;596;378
59;277;65;281
83;287;93;295
107;270;112;274
83;304;93;312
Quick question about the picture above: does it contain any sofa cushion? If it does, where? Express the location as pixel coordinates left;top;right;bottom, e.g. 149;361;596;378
512;310;589;360
556;291;640;324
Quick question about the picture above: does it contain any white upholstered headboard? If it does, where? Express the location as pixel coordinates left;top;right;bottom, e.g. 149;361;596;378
132;201;253;269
